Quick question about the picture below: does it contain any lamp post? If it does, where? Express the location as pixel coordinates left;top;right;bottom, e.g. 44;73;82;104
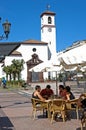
0;17;11;40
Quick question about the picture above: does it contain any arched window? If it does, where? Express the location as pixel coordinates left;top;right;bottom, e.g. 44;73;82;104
48;17;52;24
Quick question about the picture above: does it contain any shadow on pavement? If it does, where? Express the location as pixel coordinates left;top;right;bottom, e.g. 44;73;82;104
76;127;86;130
0;108;15;130
0;116;15;130
1;101;30;108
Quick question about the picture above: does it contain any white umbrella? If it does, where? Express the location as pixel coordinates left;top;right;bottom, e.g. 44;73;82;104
41;65;63;72
80;66;86;72
29;59;61;72
29;60;62;95
29;61;54;72
59;57;86;71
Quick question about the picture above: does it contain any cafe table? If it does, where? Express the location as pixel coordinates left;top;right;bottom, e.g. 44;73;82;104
44;97;79;122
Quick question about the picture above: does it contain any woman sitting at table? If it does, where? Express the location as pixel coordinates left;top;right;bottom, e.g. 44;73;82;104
65;86;75;100
59;84;66;99
32;85;45;101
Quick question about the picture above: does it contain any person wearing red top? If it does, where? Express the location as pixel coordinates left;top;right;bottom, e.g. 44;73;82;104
40;85;54;99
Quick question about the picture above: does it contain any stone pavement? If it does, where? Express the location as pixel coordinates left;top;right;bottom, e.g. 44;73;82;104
0;90;83;130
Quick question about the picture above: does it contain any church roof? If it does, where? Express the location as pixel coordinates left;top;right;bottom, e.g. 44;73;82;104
11;50;22;56
0;42;20;62
40;11;56;17
22;39;48;44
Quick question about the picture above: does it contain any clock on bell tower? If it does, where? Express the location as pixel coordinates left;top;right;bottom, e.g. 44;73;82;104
40;9;56;60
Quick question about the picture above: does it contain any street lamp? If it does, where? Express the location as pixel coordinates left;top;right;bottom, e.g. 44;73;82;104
0;17;11;40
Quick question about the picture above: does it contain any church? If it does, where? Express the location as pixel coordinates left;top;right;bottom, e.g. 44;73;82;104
1;9;57;83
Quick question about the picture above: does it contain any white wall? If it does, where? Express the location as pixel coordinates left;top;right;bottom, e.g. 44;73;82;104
17;44;48;62
3;43;48;81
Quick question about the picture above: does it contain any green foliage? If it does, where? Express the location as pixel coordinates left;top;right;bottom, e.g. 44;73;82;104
58;73;63;82
3;59;25;81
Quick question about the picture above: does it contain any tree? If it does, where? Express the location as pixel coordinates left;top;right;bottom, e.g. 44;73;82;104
3;59;24;81
3;66;9;80
3;65;12;81
11;59;24;81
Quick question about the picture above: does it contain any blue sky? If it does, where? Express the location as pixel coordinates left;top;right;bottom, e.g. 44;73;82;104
0;0;86;52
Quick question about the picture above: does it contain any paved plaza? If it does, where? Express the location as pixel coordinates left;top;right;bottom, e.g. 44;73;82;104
0;87;84;130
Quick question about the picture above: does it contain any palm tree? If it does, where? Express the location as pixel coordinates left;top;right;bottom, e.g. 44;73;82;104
3;66;8;80
11;59;24;81
3;59;24;81
3;65;12;81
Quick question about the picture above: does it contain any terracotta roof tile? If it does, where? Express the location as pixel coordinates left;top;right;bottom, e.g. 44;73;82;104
40;11;56;17
22;39;48;44
11;51;22;56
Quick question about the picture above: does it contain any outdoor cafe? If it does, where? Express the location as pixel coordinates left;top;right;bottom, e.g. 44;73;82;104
31;91;86;130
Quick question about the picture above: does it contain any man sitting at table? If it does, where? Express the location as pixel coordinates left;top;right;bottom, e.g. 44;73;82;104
40;85;54;99
32;85;45;101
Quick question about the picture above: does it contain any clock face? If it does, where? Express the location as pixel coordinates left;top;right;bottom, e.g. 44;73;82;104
48;28;52;32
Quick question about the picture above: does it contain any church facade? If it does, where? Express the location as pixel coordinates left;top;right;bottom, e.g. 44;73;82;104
1;9;57;83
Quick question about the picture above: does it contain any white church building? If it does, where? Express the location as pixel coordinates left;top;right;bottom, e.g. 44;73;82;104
0;9;57;83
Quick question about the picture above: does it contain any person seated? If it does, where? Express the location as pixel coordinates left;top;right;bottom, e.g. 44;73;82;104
32;85;45;101
40;85;54;99
65;86;75;100
58;84;66;99
64;86;76;119
78;93;86;109
78;93;86;121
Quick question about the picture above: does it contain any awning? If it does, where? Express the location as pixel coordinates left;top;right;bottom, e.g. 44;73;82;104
58;43;86;65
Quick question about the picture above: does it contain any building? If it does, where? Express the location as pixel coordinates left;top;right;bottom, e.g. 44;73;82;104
0;9;57;83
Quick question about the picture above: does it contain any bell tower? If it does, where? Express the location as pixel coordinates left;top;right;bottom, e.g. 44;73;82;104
40;6;56;60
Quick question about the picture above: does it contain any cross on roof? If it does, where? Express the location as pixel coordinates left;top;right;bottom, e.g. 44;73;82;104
47;4;50;11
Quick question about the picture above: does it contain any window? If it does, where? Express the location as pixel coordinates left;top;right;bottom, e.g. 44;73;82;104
48;17;52;24
32;48;36;52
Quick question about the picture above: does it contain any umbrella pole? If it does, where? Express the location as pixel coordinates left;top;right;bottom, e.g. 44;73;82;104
56;71;58;95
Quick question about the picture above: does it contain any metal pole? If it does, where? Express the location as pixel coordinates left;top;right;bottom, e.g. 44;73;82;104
56;71;58;95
